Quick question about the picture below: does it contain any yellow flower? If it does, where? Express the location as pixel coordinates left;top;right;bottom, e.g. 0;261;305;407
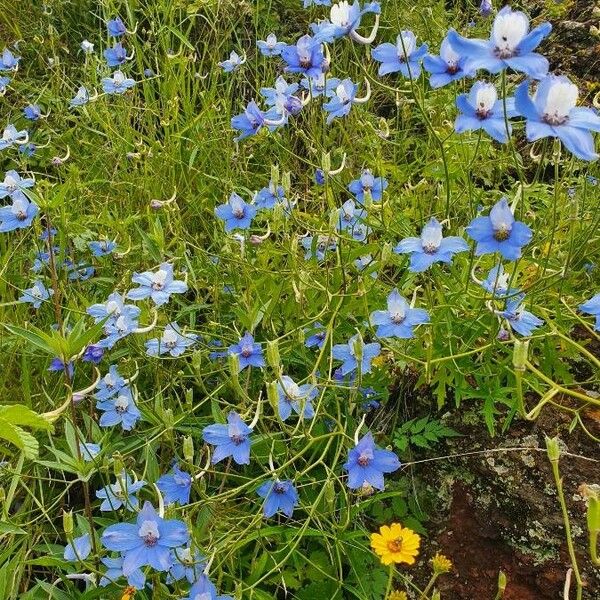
370;523;421;565
431;552;452;574
121;587;136;600
388;591;408;600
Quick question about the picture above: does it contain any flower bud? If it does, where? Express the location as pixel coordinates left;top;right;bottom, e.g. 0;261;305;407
183;436;194;463
321;151;331;174
281;171;291;195
63;510;74;536
270;164;279;186
267;381;279;413
113;455;124;477
582;484;600;534
512;339;529;372
381;241;392;265
228;352;240;378
266;339;281;371
185;388;193;406
497;570;507;593
545;436;561;463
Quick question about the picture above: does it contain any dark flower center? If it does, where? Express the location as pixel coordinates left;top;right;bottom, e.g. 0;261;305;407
493;226;511;241
300;57;311;69
476;103;491;119
233;207;245;218
231;434;246;445
143;533;159;547
494;45;515;60
543;113;568;126
241;344;253;357
16;210;27;220
274;483;286;494
390;313;406;324
447;64;459;74
422;242;438;254
152;282;164;291
357;454;371;466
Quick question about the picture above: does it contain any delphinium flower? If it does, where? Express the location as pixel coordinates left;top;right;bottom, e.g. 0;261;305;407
277;375;317;421
215;192;258;231
337;199;365;233
88;291;141;327
107;17;127;37
228;332;265;371
79;442;101;461
100;556;145;589
219;50;245;72
96;470;145;511
301;72;341;99
81;40;94;54
63;534;92;562
0;76;10;93
315;1;380;44
579;293;600;331
168;545;205;583
0;171;34;199
48;357;74;378
455;81;517;143
355;254;378;278
104;42;128;67
102;70;135;95
257;33;286;57
156;463;192;506
257;479;299;518
23;104;41;120
281;35;326;79
301;234;337;261
262;76;303;123
314;168;326;184
0;125;28;150
97;386;141;431
208;339;228;361
146;322;197;357
423;35;472;88
202;411;253;465
82;344;104;365
480;264;519;297
231;101;267;141
304;322;326;349
70;86;90;107
18;142;36;156
323;78;371;124
447;7;551;79
304;0;331;6
0;48;19;71
332;333;381;375
370;289;430;339
95;364;127;400
0;193;39;232
370;523;420;565
89;239;116;257
255;180;287;210
479;0;493;17
101;501;189;575
348;169;388;202
19;281;53;308
495;293;543;336
372;31;428;78
466;197;532;260
344;432;400;490
186;575;232;600
99;314;140;348
68;262;95;281
127;262;187;306
515;75;600;161
394;217;469;272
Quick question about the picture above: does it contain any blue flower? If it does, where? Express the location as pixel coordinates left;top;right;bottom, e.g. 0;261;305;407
186;575;232;600
107;17;127;37
455;81;517;143
0;170;35;199
370;289;430;339
146;322;197;357
515;75;600;161
219;50;245;72
64;534;92;562
215;192;258;231
98;314;139;348
372;31;428;78
479;0;493;17
323;78;367;124
394;217;469;272
0;125;28;150
305;322;327;349
315;1;380;43
281;35;326;79
19;142;36;156
301;72;341;98
314;168;326;185
261;76;302;121
48;357;74;378
95;365;127;400
102;70;135;94
423;35;472;88
208;339;228;361
337;199;365;232
255;181;287;210
157;464;192;506
228;332;265;370
81;40;94;54
257;479;299;518
348;169;387;202
88;292;141;328
68;262;95;281
343;432;400;490
97;387;141;431
89;240;116;257
0;48;19;71
96;470;145;511
355;254;378;278
277;375;317;421
447;7;551;79
257;33;286;57
168;545;205;583
70;86;90;107
496;294;543;336
579;293;600;331
79;442;101;461
127;263;187;306
480;264;519;298
303;0;331;6
332;333;381;375
0;76;10;93
101;501;189;576
301;235;337;261
19;281;53;308
231;101;267;141
100;556;146;589
202;411;252;465
104;42;128;67
23;104;41;120
466;197;532;260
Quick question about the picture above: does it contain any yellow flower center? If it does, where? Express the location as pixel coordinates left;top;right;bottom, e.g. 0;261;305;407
387;538;403;553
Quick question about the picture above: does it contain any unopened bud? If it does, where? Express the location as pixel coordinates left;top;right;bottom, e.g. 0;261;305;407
545;436;561;463
185;388;193;406
266;339;281;371
267;381;279;413
498;570;507;593
63;510;74;535
321;152;331;174
381;241;392;265
270;164;279;186
512;339;529;371
281;171;291;194
183;436;194;463
582;485;600;533
228;352;240;377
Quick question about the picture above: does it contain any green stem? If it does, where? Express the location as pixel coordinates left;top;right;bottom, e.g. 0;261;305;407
384;565;395;599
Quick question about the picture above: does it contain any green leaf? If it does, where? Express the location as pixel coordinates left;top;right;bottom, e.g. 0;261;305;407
0;406;52;431
0;419;39;459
